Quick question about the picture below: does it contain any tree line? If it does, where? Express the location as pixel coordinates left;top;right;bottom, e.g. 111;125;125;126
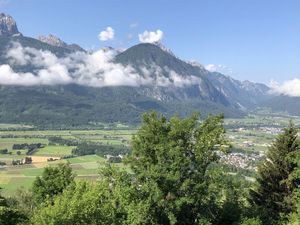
72;142;130;157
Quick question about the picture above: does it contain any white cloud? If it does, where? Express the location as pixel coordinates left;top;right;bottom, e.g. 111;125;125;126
98;27;115;41
269;79;300;97
6;42;30;65
138;29;163;43
0;63;71;86
1;42;201;88
0;64;40;85
138;64;201;87
205;64;233;75
169;70;201;87
205;64;218;72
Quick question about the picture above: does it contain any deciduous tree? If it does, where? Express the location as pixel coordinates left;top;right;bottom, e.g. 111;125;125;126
32;163;75;204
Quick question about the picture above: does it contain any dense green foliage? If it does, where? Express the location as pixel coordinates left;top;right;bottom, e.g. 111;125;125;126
32;163;75;204
127;112;229;224
48;136;80;146
29;112;250;225
32;168;135;225
72;142;130;157
0;207;27;225
1;112;300;225
0;84;244;128
250;122;300;224
12;143;44;150
0;149;8;154
0;189;28;225
12;143;44;155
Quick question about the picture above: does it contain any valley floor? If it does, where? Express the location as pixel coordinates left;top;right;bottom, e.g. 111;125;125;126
0;111;299;196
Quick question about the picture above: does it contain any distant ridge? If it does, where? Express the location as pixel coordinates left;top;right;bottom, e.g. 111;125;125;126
0;13;298;127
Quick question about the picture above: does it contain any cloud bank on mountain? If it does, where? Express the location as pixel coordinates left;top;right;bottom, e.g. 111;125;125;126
205;64;233;75
269;79;300;97
0;42;201;88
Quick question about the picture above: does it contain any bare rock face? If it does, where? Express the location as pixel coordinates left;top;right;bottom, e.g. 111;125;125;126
0;13;21;37
38;34;85;52
38;34;67;47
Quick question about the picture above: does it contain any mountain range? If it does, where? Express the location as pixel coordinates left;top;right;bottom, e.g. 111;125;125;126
0;13;298;127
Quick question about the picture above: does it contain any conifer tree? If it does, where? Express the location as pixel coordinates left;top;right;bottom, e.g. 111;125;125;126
250;122;300;224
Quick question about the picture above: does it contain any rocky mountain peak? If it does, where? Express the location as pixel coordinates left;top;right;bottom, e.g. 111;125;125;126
153;41;176;57
38;34;67;47
0;13;21;37
38;34;85;52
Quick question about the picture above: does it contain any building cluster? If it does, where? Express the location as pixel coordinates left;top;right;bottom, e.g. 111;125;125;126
258;127;282;135
104;154;124;163
219;152;264;170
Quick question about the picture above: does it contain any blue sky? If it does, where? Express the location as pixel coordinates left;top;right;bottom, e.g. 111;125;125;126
0;0;300;84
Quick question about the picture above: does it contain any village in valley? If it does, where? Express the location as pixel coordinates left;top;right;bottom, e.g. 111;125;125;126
0;109;299;195
220;110;300;171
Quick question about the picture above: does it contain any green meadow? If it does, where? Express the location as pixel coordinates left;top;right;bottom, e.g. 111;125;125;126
0;125;133;196
0;113;298;197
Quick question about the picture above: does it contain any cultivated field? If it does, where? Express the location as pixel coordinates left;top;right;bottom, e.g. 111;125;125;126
0;124;134;196
0;112;299;196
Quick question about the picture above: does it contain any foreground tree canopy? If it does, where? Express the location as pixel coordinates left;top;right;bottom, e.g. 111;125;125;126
32;112;248;225
32;162;75;204
127;112;229;224
251;122;300;225
1;112;300;225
